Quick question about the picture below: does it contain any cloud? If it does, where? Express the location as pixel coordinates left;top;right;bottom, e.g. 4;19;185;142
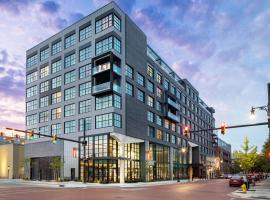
69;12;85;24
0;0;31;15
40;0;60;14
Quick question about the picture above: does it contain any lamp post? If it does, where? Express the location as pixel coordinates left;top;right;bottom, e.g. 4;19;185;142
250;83;270;139
7;165;10;179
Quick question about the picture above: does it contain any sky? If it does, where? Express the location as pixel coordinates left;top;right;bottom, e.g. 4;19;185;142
0;0;269;152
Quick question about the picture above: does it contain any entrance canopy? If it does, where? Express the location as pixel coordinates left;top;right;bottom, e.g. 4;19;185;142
110;132;144;144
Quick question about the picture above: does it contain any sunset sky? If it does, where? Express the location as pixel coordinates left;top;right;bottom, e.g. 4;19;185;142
0;0;269;151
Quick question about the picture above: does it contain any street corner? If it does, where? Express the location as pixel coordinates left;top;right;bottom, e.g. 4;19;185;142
229;188;270;200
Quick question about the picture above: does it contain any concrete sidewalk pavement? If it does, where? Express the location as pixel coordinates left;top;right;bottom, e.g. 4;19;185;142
229;178;270;199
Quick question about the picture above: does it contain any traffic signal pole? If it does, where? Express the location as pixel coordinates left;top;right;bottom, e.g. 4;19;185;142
268;83;270;139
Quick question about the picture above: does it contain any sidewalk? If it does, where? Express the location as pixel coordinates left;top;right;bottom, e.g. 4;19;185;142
229;178;270;199
0;178;212;188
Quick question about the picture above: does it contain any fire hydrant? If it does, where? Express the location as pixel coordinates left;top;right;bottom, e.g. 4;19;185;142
241;184;247;193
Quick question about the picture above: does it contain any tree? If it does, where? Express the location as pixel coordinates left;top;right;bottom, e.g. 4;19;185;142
233;136;258;173
254;137;270;172
49;156;64;181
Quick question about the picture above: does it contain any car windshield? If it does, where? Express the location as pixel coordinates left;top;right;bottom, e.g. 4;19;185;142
231;176;241;179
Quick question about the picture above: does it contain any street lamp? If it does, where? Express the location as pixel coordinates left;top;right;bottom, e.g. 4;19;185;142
7;165;10;179
181;147;187;153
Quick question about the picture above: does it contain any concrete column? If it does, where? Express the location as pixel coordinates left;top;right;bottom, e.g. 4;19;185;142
119;142;125;184
189;147;193;181
169;147;173;180
140;141;149;182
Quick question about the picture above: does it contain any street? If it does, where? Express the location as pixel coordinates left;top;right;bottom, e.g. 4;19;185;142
0;179;243;200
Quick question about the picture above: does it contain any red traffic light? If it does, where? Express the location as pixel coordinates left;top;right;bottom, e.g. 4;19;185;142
267;151;270;159
183;126;190;137
221;122;226;135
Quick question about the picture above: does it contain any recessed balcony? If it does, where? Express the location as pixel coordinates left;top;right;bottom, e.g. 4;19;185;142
167;111;180;122
167;98;179;110
92;82;111;94
92;62;110;75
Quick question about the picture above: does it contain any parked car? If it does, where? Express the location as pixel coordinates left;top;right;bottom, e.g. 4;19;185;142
229;175;245;187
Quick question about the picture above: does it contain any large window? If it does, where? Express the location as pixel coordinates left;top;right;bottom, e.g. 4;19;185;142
51;107;61;120
79;81;91;96
65;33;76;49
64;120;76;134
26;71;38;84
137;73;145;86
40;81;49;93
147;111;154;123
137;89;145;102
95;94;121;110
79;99;91;114
51;76;61;89
156;115;162;126
26;99;38;112
79;25;92;41
51;92;61;104
156;72;162;84
64;87;76;101
95;113;122;128
164;79;169;90
64;70;76;84
147;96;154;108
147;81;154;93
26;54;38;68
147;64;154;78
95;36;121;55
40;47;49;61
148;126;155;138
40;126;49;136
65;53;76;68
26;114;37;126
52;123;61;135
95;13;121;33
52;40;62;55
79;117;91;131
125;82;133;96
40;96;49;108
156;101;162;112
79;64;91;79
64;103;75;117
156;129;163;140
125;65;133;79
26;86;37;98
51;59;62;74
157;87;163;98
40;65;49;78
79;46;91;62
39;110;49;123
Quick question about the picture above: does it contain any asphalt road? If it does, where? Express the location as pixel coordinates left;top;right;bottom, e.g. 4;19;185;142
0;179;243;200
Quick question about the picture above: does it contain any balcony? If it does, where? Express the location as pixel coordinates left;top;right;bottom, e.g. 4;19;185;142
92;82;111;94
167;111;180;122
113;64;121;76
92;63;110;75
167;98;179;110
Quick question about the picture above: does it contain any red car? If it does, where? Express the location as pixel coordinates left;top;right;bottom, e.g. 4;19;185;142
229;175;244;187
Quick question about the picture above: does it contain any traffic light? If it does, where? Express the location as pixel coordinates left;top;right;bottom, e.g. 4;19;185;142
29;130;34;140
183;126;190;137
221;122;226;135
267;151;270;159
52;134;57;144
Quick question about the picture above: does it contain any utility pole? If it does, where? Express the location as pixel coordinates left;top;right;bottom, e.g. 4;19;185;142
268;83;270;139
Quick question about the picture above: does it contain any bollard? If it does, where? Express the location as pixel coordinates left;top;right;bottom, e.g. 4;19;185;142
241;184;247;193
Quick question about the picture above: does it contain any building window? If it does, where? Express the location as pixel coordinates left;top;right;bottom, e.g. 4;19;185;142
95;13;121;33
171;85;176;95
156;101;162;112
156;72;162;84
95;36;121;55
39;110;49;123
52;40;62;55
26;54;37;68
64;120;76;134
157;87;163;98
51;92;61;104
40;81;49;93
137;73;145;86
156;129;163;140
114;94;121;109
125;65;133;79
26;86;37;98
79;117;91;131
164;79;169;90
64;70;76;84
52;123;61;135
148;126;155;138
137;89;145;102
51;60;62;74
171;135;176;144
79;64;91;79
26;99;38;112
26;71;38;85
65;53;76;68
164;119;170;129
40;126;49;136
156;115;162;126
40;65;49;78
147;96;154;108
79;46;91;62
147;81;154;93
65;33;76;49
79;25;92;41
79;81;91;96
26;114;37;126
114;113;121;128
171;122;176;132
164;133;170;142
125;82;133;96
96;94;112;110
51;107;61;120
147;64;154;78
95;113;121;128
79;99;91;114
64;87;76;101
147;111;154;123
64;103;75;117
51;76;61;89
40;47;49;61
39;96;49;108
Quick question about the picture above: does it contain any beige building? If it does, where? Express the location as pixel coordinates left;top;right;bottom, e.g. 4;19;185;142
0;144;24;179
